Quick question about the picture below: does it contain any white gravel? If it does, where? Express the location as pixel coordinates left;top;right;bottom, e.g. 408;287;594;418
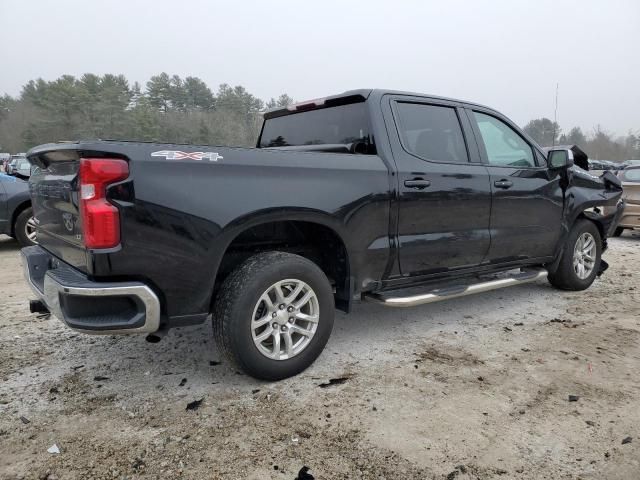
1;232;639;479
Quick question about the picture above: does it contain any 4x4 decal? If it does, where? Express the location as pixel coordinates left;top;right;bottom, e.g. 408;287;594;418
151;150;223;162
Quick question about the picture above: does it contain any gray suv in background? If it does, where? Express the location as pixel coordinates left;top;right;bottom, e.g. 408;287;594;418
1;161;37;246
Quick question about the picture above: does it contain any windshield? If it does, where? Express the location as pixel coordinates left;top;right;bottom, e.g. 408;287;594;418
259;103;375;153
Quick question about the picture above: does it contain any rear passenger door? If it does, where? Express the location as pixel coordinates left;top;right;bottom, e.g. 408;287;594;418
384;96;492;277
466;108;563;263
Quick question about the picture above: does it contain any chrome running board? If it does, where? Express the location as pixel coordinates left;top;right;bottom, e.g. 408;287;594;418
364;268;548;307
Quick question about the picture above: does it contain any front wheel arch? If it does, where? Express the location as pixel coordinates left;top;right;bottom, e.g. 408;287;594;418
548;211;609;273
577;211;606;242
548;218;602;291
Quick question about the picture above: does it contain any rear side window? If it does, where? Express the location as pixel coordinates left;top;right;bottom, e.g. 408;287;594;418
473;112;536;168
394;102;469;163
259;103;374;152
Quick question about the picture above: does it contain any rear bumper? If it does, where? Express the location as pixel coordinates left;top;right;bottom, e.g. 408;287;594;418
21;245;161;334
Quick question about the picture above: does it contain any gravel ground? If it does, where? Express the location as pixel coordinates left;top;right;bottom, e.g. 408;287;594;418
1;232;639;480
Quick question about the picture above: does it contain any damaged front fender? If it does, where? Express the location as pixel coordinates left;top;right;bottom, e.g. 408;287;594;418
546;163;623;277
563;168;623;241
544;145;623;237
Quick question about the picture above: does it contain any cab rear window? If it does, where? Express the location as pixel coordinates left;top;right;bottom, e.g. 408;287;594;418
259;103;375;153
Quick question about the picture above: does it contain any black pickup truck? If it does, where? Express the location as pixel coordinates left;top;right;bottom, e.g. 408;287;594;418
22;89;623;380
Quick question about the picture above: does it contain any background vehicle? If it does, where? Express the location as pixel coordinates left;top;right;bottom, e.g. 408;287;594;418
0;173;37;246
0;153;11;172
588;159;621;171
5;154;28;176
11;156;32;178
6;158;17;174
608;166;640;236
621;160;640;169
22;89;623;380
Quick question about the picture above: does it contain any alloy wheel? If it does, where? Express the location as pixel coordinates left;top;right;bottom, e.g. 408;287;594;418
251;279;319;360
573;232;596;279
25;217;38;244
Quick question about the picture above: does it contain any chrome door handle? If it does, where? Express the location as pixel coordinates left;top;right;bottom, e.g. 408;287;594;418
494;179;513;189
404;179;431;189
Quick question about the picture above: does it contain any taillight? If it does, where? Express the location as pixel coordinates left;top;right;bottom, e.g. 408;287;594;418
79;158;129;249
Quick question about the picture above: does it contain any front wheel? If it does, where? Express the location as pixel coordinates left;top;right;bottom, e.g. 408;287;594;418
212;251;334;380
548;219;601;291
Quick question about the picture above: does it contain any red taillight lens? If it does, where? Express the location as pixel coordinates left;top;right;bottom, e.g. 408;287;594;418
79;158;129;249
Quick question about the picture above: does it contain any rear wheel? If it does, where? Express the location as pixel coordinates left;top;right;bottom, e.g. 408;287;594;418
212;251;334;380
14;207;37;247
548;219;601;291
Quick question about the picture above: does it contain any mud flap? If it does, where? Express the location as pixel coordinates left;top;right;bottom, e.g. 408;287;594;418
597;259;609;277
607;199;626;237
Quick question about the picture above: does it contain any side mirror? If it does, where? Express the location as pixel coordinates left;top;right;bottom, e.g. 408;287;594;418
548;148;574;169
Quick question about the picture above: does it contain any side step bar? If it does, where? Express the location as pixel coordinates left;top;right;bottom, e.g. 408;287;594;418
364;268;548;307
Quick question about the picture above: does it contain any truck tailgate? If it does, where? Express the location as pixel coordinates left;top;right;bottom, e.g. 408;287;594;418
28;147;86;270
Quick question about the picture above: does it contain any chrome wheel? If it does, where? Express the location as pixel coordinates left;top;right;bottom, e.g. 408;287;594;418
251;279;319;360
573;232;596;279
25;217;38;243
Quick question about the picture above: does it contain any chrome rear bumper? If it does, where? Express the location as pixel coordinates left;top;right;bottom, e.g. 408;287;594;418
21;246;160;334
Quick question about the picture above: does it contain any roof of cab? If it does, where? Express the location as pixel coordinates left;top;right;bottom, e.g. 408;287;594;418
263;88;499;119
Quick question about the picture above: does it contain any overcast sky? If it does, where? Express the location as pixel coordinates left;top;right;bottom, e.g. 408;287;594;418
1;0;638;135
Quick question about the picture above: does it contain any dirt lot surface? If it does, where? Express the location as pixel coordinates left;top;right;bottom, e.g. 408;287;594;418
1;233;639;480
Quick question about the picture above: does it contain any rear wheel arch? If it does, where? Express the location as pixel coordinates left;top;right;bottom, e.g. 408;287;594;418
212;218;352;312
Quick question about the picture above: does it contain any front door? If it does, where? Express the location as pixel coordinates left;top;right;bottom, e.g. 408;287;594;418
384;97;492;277
466;108;564;263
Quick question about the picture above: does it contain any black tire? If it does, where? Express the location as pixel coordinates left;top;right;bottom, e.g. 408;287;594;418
612;226;624;237
14;207;37;247
548;219;601;291
212;251;334;380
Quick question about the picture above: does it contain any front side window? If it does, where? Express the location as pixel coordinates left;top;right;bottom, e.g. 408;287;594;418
394;102;469;163
473;112;536;168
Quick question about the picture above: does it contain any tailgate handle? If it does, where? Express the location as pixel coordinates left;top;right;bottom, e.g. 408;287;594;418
404;178;431;189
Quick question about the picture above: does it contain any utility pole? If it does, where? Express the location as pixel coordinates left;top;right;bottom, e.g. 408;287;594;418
552;83;559;146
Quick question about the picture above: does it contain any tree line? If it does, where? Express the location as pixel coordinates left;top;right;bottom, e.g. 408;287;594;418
1;73;638;162
523;118;639;161
0;73;292;153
